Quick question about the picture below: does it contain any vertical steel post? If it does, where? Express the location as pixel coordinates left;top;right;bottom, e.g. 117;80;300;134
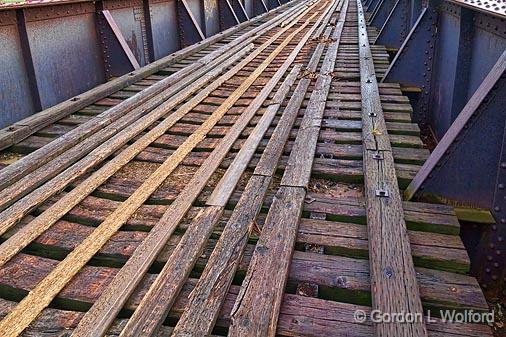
16;8;42;112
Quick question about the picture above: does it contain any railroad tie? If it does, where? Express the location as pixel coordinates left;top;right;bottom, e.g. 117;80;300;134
68;3;331;337
0;0;317;269
0;0;308;218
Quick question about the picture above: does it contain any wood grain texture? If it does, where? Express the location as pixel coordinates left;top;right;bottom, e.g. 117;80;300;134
0;47;253;238
71;7;321;337
356;0;427;335
172;3;343;332
0;7;317;335
118;13;319;333
281;0;348;188
0;0;302;152
228;186;306;337
228;1;348;335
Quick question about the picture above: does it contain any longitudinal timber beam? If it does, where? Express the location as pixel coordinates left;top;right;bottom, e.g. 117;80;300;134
357;0;428;336
228;0;347;335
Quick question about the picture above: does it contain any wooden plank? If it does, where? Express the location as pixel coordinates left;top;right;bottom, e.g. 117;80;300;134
117;32;310;336
229;186;307;336
0;1;315;242
70;8;321;337
0;287;493;337
206;65;301;206
356;0;427;335
0;0;305;191
171;2;343;333
229;1;349;335
0;46;252;237
0;10;316;335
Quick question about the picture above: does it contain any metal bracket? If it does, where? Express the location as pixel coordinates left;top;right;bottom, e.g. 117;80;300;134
382;6;438;127
375;189;390;197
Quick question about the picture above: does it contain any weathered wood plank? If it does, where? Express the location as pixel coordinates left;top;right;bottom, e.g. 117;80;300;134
357;0;427;335
171;3;341;333
71;9;322;337
0;0;302;152
229;1;349;335
0;10;315;335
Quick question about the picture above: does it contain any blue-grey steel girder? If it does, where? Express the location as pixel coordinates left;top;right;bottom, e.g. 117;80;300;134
375;0;411;49
474;120;506;300
381;6;438;126
367;0;383;14
218;0;241;30
15;8;42;113
176;0;205;48
404;49;506;208
370;0;397;27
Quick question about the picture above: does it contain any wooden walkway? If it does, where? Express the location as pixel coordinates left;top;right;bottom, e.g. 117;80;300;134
0;0;494;336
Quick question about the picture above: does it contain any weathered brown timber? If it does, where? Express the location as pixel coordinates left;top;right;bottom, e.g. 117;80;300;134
357;0;427;336
171;1;342;334
228;1;348;335
0;0;303;152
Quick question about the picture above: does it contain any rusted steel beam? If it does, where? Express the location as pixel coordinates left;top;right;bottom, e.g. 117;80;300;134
0;0;294;151
218;0;241;29
101;9;141;70
474;121;506;301
176;0;205;47
374;0;411;49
